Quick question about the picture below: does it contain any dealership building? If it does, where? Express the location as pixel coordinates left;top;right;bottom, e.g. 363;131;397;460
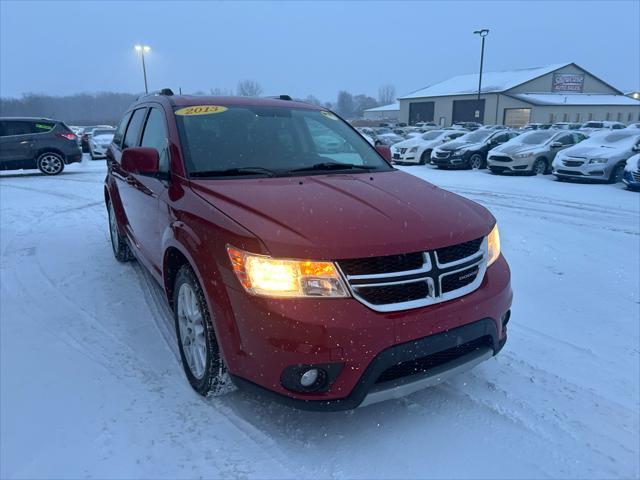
397;62;640;127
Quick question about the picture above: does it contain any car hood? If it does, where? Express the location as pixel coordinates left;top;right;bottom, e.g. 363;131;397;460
492;143;541;155
439;140;482;152
562;144;631;159
190;170;494;260
394;137;423;148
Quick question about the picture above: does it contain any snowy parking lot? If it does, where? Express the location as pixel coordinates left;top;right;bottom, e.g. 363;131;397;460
1;157;638;479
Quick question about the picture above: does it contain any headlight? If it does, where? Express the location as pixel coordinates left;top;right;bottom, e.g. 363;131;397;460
409;146;418;153
227;246;349;298
514;151;534;159
455;148;468;154
487;224;501;267
589;157;608;164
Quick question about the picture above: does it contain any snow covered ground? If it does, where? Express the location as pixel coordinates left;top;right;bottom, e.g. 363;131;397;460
1;157;638;479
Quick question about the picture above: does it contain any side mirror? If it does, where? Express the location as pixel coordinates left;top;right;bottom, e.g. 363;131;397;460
375;145;392;162
633;144;640;152
550;142;563;148
121;147;160;175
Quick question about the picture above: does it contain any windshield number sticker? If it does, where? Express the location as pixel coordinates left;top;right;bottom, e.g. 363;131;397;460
175;105;228;116
320;111;338;120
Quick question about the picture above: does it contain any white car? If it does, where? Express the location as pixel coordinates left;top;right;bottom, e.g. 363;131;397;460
625;123;640;130
89;128;115;159
391;129;467;165
552;131;640;183
623;153;640;190
579;120;626;134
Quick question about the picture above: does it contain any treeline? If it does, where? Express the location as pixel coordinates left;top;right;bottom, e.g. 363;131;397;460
0;82;397;125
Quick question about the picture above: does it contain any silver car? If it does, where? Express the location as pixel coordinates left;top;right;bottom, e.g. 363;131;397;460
552;131;640;183
488;130;587;175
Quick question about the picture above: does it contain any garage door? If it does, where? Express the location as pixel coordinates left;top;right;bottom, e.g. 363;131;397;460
409;102;434;124
452;99;485;123
503;108;531;127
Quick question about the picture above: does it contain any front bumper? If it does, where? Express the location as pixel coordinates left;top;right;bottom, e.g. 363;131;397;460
623;170;640;189
91;145;109;158
224;255;512;410
431;151;470;167
392;150;419;163
64;150;83;164
552;158;612;180
487;155;534;173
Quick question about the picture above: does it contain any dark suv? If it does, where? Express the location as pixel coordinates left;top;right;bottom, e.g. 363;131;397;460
0;117;82;175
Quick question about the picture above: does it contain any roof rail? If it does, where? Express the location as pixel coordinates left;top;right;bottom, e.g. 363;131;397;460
264;94;294;101
137;88;175;100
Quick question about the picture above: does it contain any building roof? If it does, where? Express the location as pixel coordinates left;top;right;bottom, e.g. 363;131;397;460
364;102;400;112
509;93;640;106
398;63;575;99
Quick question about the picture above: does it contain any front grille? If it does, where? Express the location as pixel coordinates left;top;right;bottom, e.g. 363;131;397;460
357;281;429;305
557;169;583;175
435;151;450;158
338;252;424;276
441;265;480;293
375;336;492;384
435;237;483;264
399;148;407;154
563;160;584;167
337;238;486;312
632;171;640;182
490;155;512;163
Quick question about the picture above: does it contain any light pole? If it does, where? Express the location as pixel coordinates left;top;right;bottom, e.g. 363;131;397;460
473;29;489;101
134;45;151;93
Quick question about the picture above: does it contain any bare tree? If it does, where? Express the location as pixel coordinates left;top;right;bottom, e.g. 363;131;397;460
236;80;263;97
304;94;322;106
378;84;396;105
210;87;233;96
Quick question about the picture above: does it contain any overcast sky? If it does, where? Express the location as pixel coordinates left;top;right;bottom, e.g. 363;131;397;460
1;0;638;101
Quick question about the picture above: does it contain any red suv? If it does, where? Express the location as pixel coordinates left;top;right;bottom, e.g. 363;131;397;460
105;90;512;410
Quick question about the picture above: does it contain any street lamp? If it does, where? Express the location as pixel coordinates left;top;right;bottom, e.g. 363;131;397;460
473;29;489;101
134;44;151;93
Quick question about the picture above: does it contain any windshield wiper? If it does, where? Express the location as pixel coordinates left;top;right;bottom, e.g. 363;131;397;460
190;167;279;178
288;162;374;173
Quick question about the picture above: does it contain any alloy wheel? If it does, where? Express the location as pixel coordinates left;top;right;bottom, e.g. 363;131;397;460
177;283;207;380
39;154;63;174
108;202;119;253
470;155;483;169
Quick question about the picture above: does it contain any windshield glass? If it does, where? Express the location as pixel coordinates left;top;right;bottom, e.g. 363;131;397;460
517;131;557;145
460;130;493;143
175;105;392;177
589;132;640;145
583;122;603;128
421;130;443;140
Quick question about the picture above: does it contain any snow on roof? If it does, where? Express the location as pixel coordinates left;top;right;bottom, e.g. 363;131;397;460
510;93;640;106
365;102;400;112
398;63;571;99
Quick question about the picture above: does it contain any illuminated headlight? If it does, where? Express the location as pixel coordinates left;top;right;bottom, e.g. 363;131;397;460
487;224;501;267
589;157;608;164
514;151;534;159
227;246;349;298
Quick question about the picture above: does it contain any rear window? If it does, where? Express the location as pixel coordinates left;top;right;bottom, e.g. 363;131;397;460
174;105;391;176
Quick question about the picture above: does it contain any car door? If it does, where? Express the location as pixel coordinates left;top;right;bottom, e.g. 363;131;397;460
0;120;36;169
549;133;575;160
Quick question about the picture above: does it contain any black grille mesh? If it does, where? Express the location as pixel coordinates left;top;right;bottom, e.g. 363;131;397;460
375;336;492;384
355;281;429;305
435;238;483;264
338;252;424;276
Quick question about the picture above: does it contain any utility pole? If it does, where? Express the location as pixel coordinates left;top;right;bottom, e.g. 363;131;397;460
473;29;489;101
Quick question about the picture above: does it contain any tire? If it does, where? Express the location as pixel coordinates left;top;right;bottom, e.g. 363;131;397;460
469;153;484;170
107;199;134;262
532;158;547;176
608;163;625;184
174;264;229;397
419;150;431;165
37;152;64;175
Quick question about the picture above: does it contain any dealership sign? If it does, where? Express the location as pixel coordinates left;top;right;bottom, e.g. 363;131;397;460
552;73;585;92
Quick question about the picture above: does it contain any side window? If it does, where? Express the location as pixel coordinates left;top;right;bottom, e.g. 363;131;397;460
30;121;54;133
2;121;32;136
113;111;132;148
140;108;169;173
612;123;625;130
493;133;509;144
0;121;6;137
123;108;147;149
556;134;574;145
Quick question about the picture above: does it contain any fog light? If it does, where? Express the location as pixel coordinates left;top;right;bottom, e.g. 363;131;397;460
300;369;319;387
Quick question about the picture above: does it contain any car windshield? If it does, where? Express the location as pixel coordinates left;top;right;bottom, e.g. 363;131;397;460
515;131;557;145
583;122;603;128
174;105;392;177
594;132;640;145
93;129;114;137
460;130;493;143
421;130;444;140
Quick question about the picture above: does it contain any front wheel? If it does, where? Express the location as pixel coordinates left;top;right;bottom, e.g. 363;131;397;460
37;152;64;175
608;163;625;184
532;158;547;176
107;199;133;262
174;265;230;397
469;153;484;170
419;150;431;165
